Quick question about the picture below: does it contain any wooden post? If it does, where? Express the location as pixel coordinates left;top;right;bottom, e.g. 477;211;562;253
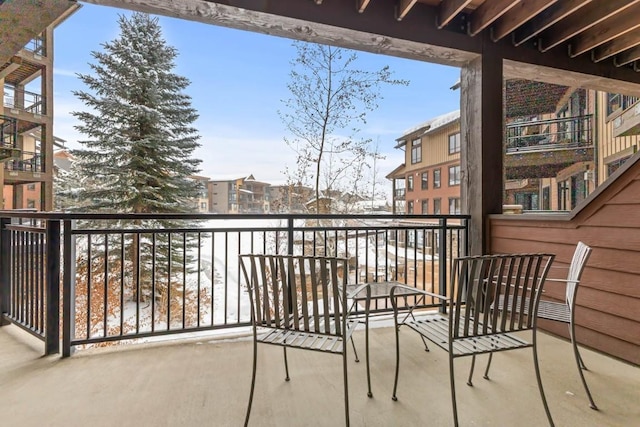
460;40;504;255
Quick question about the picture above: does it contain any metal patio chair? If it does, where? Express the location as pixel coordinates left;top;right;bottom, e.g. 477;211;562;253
390;253;556;427
239;254;367;427
480;241;597;410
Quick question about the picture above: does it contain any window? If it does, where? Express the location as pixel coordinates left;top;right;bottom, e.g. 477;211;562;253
449;165;461;186
27;199;36;209
407;200;414;214
421;199;428;214
407;175;414;191
26;183;36;191
433;169;441;188
448;197;460;215
410;138;421;164
433;198;441;214
421;172;428;190
448;132;461;154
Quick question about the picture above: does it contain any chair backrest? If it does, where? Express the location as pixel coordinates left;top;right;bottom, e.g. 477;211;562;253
239;254;350;336
449;253;555;339
566;241;592;309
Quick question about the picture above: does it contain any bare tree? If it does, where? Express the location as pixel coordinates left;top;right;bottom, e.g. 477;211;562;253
280;42;407;213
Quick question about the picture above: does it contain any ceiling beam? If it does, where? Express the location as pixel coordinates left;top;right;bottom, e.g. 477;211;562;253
512;0;591;47
593;30;640;63
539;0;640;52
569;3;640;57
436;0;472;29
615;45;640;67
491;0;556;42
396;0;418;21
357;0;371;14
468;0;520;37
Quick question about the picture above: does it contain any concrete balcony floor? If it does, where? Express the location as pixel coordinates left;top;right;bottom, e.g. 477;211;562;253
1;322;638;427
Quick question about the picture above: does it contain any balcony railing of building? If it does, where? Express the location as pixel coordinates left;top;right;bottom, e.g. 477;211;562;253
0;212;469;357
3;86;46;116
394;188;406;199
4;151;43;173
0;115;19;162
506;115;593;154
24;34;47;57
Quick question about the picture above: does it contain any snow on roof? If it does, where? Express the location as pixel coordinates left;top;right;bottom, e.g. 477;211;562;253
396;109;460;145
208;174;249;182
421;110;460;135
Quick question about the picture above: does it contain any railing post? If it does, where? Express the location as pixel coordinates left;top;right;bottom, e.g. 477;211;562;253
45;220;60;355
287;217;294;255
0;217;10;325
62;220;76;357
438;218;448;314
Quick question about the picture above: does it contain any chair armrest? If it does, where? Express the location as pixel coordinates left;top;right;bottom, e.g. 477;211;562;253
345;283;370;299
389;284;449;301
545;278;578;283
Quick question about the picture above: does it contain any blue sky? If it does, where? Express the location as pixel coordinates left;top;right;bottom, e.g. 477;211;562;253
53;3;460;184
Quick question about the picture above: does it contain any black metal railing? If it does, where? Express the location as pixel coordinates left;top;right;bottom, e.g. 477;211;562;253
0;213;469;357
506;114;593;153
3;86;46;116
24;34;47;57
4;151;43;173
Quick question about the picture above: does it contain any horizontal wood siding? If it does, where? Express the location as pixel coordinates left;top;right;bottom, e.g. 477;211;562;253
488;155;640;365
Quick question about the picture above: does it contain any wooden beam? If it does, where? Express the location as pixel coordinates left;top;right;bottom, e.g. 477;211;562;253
357;0;371;14
491;0;557;42
539;0;640;53
437;0;473;29
513;0;591;47
569;3;640;58
468;0;520;37
84;0;640;85
396;0;418;21
461;40;504;254
615;45;640;67
594;30;640;63
0;57;23;80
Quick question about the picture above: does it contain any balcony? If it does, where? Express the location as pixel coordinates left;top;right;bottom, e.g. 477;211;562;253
505;115;594;180
2;315;637;426
23;34;47;57
3;151;42;174
3;85;46;116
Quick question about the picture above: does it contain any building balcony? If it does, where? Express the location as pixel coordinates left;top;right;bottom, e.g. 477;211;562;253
612;101;640;137
505;115;594;180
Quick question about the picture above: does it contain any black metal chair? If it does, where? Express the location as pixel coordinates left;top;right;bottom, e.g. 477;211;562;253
391;253;556;427
239;254;366;427
481;242;597;409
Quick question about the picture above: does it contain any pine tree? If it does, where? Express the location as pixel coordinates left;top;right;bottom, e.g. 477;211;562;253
69;12;203;304
71;12;201;214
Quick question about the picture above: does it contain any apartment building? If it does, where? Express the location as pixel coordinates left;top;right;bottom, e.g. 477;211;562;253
390;80;640;216
0;4;79;211
267;182;314;213
208;174;270;214
388;110;461;216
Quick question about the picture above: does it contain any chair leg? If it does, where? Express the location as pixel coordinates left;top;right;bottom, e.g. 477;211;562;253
365;314;372;398
244;338;258;427
449;355;459;427
570;324;598;410
283;347;290;381
343;348;350;426
467;354;476;386
391;318;401;401
483;352;493;380
350;335;360;363
532;338;555;426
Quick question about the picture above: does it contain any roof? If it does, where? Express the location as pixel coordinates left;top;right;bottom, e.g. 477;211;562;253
396;110;460;147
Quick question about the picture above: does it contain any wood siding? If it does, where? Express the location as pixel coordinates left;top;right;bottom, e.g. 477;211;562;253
488;151;640;365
